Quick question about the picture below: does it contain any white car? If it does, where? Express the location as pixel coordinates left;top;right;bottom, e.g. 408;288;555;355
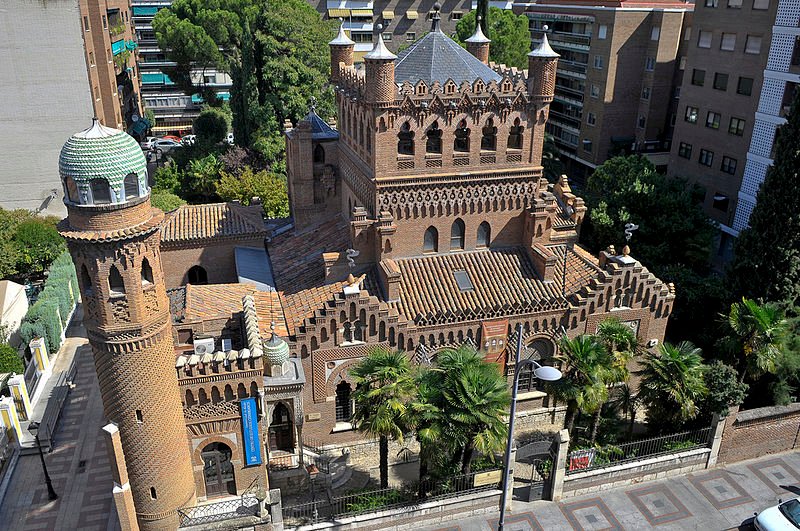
754;498;800;530
140;136;158;150
226;132;234;145
151;139;181;154
181;134;196;145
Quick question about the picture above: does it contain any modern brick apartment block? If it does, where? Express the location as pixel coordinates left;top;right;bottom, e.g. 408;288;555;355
79;0;143;131
277;13;676;444
517;0;692;181
667;0;798;260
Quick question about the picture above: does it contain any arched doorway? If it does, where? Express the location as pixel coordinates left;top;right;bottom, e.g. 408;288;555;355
187;265;208;285
335;381;352;423
269;403;294;452
201;442;236;497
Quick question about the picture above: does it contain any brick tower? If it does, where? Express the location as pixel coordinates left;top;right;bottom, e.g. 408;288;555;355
58;120;195;530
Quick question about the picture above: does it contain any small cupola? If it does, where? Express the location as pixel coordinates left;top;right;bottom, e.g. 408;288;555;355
263;322;291;377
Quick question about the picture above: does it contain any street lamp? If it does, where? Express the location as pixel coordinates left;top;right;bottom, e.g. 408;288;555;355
498;324;562;531
27;422;58;501
306;463;319;522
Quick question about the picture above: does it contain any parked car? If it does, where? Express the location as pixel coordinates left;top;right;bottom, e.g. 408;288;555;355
162;135;182;142
226;132;234;145
754;498;800;530
181;134;196;145
151;139;181;155
140;137;158;150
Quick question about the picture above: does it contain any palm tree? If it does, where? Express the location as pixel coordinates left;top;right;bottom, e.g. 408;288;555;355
591;319;638;442
608;383;641;440
551;335;612;435
436;346;510;473
722;298;787;383
350;348;415;489
406;367;445;486
639;341;707;432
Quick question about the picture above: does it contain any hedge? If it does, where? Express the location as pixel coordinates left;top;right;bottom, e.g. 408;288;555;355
18;251;78;354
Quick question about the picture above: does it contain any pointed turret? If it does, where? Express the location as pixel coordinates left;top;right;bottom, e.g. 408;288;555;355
466;15;491;64
364;24;397;105
329;20;355;84
528;26;560;104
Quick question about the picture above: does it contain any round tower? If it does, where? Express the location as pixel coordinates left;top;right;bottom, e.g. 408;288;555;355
329;20;355;84
527;28;560;105
364;24;397;105
465;16;491;65
58;120;196;530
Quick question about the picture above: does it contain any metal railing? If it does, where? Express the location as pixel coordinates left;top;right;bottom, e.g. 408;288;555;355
24;359;39;396
282;468;502;526
565;427;712;475
177;496;260;527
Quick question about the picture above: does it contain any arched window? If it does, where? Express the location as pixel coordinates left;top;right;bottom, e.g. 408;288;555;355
313;144;325;164
335;381;352;422
211;386;222;403
141;258;154;286
426;121;442;154
508;118;524;149
423;226;438;253
397;122;415;155
108;265;125;295
224;384;234;401
185;389;195;407
477;221;491;248
454;120;470;152
90;178;111;204
187;265;208;285
65;177;79;203
237;383;247;399
124;173;140;200
481;118;497;151
198;388;209;405
450;219;465;250
81;265;93;296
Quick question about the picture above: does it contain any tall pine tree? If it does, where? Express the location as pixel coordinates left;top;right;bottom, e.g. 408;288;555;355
728;86;800;305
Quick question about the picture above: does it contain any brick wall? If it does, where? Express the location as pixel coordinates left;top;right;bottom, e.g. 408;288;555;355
717;404;800;465
160;237;265;289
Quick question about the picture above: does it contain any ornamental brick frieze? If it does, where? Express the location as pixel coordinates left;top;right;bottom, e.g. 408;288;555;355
310;342;389;403
177;368;262;386
183;400;240;421
186;418;241;436
340;158;376;216
88;322;170;353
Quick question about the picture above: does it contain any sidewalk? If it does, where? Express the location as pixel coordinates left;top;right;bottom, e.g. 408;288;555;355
423;451;800;531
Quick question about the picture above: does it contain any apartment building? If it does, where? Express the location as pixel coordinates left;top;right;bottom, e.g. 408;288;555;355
79;0;144;133
132;1;232;135
309;0;474;57
516;0;692;183
667;0;786;262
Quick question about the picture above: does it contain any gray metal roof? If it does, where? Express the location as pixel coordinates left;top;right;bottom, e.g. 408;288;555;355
235;246;276;292
304;109;339;141
395;29;502;86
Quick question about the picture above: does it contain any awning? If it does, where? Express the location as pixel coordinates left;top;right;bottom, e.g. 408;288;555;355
328;8;350;17
132;6;159;16
111;40;125;55
129;117;150;135
406;10;418;19
382;10;394;19
150;124;191;133
351;9;372;16
141;72;164;84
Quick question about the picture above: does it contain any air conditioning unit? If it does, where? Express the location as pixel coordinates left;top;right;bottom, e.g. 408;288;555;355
193;337;215;356
221;338;232;352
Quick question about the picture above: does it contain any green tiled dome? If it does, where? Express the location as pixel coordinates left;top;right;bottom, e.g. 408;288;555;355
263;330;290;366
59;119;147;190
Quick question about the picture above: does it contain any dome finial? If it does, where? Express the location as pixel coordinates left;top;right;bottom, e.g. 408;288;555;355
431;3;442;32
466;14;490;44
364;23;397;61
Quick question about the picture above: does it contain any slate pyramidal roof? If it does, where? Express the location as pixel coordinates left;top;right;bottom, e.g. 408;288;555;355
394;27;502;86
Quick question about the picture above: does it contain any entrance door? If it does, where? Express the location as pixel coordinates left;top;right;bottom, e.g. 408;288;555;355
201;442;236;497
269;402;294;452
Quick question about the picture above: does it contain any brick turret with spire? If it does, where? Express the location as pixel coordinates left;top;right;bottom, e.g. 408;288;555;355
465;15;491;64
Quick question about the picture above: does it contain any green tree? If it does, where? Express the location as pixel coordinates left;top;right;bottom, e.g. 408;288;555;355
699;361;748;417
551;335;611;434
150;191;186;212
455;8;530;69
0;343;24;374
12;219;64;278
591;318;637;442
728;87;800;305
183;154;224;202
435;346;510;473
639;341;707;431
152;164;182;194
720;298;787;383
154;0;335;162
350;348;415;489
216;166;289;218
407;368;446;485
193;107;230;145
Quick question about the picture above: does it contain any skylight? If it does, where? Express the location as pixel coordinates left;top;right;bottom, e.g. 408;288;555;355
453;270;474;292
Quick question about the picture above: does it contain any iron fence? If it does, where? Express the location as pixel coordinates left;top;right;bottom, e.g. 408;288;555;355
177;496;260;527
565;427;712;475
282;468;502;526
23;359;39;396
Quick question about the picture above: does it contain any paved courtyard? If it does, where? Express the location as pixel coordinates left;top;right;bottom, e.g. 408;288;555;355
428;451;800;531
0;339;118;531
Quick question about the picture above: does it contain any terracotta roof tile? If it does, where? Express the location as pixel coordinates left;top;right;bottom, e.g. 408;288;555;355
184;283;257;321
253;291;289;338
161;202;267;244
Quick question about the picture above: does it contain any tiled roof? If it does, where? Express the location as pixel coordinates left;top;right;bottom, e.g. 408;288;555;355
59;119;147;187
395;29;502;85
161;203;267;245
305;110;339;141
184;283;256;321
267;217;352;336
254;291;289;339
389;246;600;324
549;244;602;297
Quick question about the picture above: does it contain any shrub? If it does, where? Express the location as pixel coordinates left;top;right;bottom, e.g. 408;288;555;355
151;191;186;212
25;300;62;353
193;107;229;145
18;320;47;351
0;343;24;374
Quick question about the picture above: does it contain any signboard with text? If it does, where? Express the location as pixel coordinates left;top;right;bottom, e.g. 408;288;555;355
240;398;262;466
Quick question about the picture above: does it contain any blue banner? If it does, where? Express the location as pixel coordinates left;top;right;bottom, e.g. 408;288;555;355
240;398;262;466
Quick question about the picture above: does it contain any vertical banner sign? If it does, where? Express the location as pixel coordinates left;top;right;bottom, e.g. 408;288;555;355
240;398;262;466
